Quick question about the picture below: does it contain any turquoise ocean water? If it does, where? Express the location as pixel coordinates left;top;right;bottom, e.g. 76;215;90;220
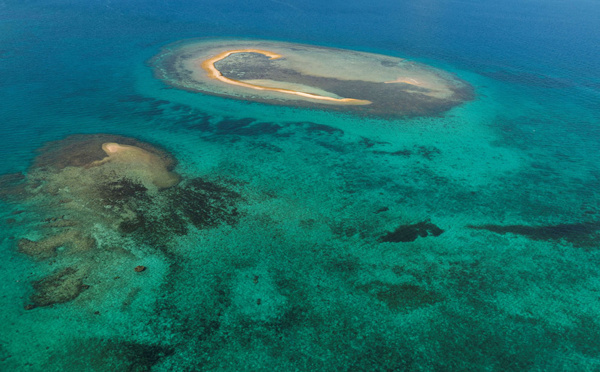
1;0;600;370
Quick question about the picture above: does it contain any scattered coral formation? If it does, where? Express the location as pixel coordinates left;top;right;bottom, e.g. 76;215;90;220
115;176;242;246
1;134;244;309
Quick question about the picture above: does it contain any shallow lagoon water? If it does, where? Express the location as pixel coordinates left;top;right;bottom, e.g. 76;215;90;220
1;0;600;370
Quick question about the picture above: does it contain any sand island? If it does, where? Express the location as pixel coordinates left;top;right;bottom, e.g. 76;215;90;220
150;39;474;117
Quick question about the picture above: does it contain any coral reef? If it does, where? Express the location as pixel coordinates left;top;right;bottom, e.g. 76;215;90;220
18;230;96;260
48;338;175;371
4;134;244;309
468;221;600;248
379;220;444;243
358;280;442;312
0;173;27;199
28;267;89;309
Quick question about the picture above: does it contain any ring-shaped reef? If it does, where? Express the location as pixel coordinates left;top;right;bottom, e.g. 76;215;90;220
150;38;474;117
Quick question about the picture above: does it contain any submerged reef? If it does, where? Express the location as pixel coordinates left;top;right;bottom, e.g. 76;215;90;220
32;134;180;189
18;230;96;260
3;127;600;370
379;220;445;243
358;281;443;312
468;221;600;248
28;267;90;309
150;38;473;117
1;134;244;309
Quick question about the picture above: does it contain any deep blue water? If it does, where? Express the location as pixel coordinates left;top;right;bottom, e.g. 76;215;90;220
1;0;600;370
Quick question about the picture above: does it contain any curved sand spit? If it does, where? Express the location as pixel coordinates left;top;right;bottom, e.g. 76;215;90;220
201;49;371;105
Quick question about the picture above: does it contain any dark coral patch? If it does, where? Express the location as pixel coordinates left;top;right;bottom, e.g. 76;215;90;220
0;172;27;200
95;178;150;206
173;177;242;229
102;340;175;371
51;338;175;371
326;256;361;278
28;267;88;309
358;280;442;311
118;210;188;242
467;221;600;247
302;122;344;136
215;117;283;136
379;220;444;243
117;177;242;244
373;145;441;160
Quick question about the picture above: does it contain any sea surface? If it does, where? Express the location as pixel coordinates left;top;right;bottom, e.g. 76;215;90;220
1;0;600;370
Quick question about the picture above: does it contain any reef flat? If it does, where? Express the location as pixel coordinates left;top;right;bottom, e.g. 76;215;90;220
1;134;243;310
150;39;473;117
